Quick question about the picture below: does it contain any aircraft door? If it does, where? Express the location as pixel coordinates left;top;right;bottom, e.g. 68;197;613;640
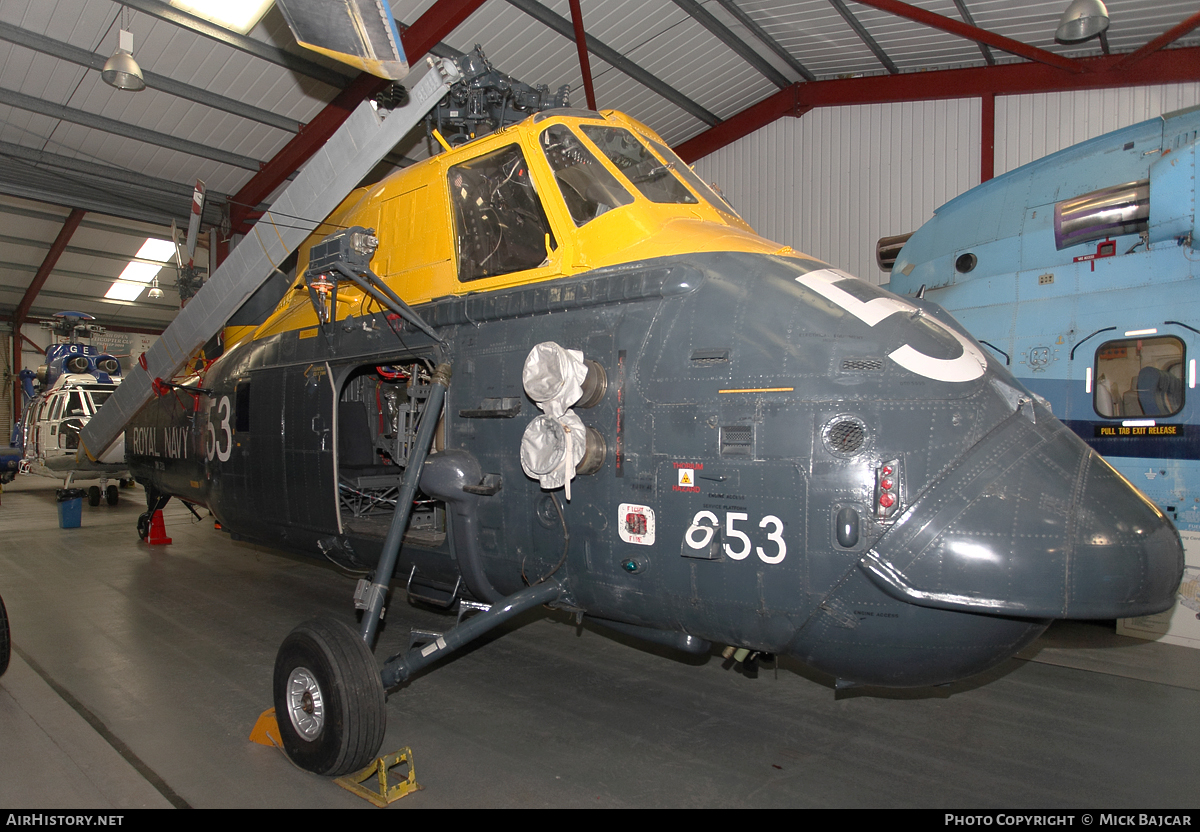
248;364;337;534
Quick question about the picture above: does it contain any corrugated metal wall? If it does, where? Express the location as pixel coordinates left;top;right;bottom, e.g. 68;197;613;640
995;84;1200;174
691;83;1200;285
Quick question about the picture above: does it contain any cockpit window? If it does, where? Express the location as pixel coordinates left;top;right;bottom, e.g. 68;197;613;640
448;143;557;282
540;125;633;226
87;389;112;411
580;126;697;205
64;391;87;417
1094;336;1184;418
643;136;743;220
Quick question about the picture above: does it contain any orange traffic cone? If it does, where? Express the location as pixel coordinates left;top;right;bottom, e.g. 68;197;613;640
146;509;172;545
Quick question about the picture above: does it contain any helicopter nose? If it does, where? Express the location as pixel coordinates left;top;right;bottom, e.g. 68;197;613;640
860;401;1184;619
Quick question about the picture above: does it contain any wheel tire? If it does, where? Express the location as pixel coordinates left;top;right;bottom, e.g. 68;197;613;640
0;593;9;677
106;485;119;506
136;512;151;541
87;486;101;507
273;617;386;776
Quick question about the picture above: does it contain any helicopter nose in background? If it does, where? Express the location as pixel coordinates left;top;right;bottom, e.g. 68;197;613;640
860;400;1184;620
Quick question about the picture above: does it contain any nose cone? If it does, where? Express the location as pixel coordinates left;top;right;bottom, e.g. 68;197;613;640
1059;450;1183;617
861;401;1184;619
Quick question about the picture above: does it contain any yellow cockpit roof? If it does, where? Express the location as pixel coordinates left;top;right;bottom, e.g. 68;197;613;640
252;109;784;341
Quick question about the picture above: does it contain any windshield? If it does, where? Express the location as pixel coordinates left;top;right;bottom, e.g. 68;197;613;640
580;126;697;205
539;125;633;226
86;389;113;411
644;137;743;220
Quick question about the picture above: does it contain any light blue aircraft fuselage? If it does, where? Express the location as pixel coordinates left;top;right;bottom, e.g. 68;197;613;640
891;106;1200;640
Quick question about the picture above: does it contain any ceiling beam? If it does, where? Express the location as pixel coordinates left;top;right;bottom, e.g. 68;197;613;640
712;0;816;82
0;141;228;212
829;0;899;75
1112;11;1200;70
567;0;598;110
950;0;995;66
0;148;229;229
0;87;263;171
674;88;812;163
0;234;194;269
0;175;204;230
0;259;187;291
850;0;1085;73
670;0;790;89
121;0;350;90
227;71;385;230
507;0;720;126
400;0;489;60
0;21;302;134
674;46;1200;162
228;0;490;232
0;201;192;243
12;208;84;334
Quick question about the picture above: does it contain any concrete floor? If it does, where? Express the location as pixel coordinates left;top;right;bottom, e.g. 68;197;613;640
1;475;1197;809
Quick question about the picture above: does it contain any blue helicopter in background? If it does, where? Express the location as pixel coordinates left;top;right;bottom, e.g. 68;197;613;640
11;312;130;505
886;105;1200;646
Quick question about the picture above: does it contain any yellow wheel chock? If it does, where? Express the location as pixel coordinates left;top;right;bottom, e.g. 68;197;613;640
334;747;422;806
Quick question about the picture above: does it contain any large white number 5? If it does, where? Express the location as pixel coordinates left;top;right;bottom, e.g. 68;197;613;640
795;268;987;383
723;512;751;560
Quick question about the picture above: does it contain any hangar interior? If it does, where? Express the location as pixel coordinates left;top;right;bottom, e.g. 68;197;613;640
1;0;1199;809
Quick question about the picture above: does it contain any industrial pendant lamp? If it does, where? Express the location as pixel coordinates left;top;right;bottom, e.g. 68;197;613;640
1055;0;1109;44
147;275;163;299
102;8;145;91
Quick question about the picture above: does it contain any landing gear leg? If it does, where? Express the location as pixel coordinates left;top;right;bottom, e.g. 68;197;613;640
271;364;451;775
137;488;171;541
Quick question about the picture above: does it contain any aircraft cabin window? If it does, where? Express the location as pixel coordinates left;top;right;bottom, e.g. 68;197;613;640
579;126;698;205
448;143;557;282
1094;336;1184;418
539;125;633;226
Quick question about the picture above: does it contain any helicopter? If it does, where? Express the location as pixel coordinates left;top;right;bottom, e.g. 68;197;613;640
14;312;130;505
111;49;1184;776
885;105;1200;649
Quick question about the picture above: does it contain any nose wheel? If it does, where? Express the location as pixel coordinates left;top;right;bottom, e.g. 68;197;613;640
272;617;386;776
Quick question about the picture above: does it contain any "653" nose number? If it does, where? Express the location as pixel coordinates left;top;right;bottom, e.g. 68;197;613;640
684;510;787;564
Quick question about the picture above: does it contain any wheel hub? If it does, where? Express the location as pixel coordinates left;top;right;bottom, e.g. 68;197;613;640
286;666;325;741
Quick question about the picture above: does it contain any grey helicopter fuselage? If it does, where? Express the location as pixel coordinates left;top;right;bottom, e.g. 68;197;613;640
125;246;1183;689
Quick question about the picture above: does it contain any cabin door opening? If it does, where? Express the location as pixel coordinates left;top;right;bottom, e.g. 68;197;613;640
335;361;446;546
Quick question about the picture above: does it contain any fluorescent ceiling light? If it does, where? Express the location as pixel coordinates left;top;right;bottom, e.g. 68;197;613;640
105;281;146;301
119;261;162;284
169;0;275;34
136;238;177;261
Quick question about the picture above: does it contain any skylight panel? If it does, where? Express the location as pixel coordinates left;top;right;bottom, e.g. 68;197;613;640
136;238;177;262
105;281;145;301
119;261;162;284
170;0;275;34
